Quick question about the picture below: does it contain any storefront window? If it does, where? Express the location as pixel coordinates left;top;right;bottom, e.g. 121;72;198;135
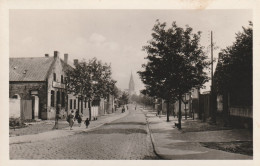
74;99;76;109
62;92;65;107
70;99;72;109
51;90;55;107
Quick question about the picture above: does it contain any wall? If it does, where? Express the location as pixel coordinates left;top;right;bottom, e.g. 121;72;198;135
9;82;47;119
9;98;20;118
98;98;106;116
106;95;114;114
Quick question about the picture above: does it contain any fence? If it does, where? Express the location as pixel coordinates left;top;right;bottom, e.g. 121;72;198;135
91;106;99;120
230;107;252;118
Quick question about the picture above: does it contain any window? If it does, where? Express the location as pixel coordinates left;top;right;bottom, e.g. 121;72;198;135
74;99;76;109
51;91;55;107
53;73;56;81
70;99;72;109
61;92;65;107
56;91;60;105
61;75;63;83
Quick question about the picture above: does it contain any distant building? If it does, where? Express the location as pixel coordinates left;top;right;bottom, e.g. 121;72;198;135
128;72;135;96
9;51;89;120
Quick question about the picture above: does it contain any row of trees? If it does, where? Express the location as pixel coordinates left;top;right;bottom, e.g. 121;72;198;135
214;22;253;124
66;58;117;120
138;20;210;129
139;20;253;129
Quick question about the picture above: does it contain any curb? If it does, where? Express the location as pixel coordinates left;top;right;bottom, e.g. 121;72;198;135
142;109;164;159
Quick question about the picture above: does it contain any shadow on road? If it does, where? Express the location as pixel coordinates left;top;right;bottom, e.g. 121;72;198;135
79;128;148;135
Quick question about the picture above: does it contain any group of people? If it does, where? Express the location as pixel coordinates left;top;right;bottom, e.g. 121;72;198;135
67;110;90;130
121;104;137;113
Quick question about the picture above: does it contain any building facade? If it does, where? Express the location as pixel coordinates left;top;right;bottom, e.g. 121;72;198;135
9;51;89;120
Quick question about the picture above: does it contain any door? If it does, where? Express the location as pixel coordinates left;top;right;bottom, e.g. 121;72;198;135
31;95;39;119
34;96;39;119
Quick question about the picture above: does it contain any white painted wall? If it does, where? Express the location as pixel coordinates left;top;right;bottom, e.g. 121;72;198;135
9;98;20;118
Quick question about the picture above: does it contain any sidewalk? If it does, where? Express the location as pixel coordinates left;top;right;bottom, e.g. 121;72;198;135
144;109;253;160
10;109;129;145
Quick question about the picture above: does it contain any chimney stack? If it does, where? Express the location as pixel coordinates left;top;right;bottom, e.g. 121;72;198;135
45;54;49;58
54;51;59;59
74;59;78;66
64;54;68;64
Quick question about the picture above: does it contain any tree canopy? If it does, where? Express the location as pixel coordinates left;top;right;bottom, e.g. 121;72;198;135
214;22;252;106
66;57;117;101
119;91;129;105
138;20;210;102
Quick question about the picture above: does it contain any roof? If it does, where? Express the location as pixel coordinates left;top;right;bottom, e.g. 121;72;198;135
9;57;55;81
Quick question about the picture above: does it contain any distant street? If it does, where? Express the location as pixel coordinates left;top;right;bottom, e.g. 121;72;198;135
10;106;159;160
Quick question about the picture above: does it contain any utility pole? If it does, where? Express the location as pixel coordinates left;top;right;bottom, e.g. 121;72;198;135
211;31;216;124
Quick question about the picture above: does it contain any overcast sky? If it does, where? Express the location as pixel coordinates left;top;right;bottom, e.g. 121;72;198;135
9;9;252;93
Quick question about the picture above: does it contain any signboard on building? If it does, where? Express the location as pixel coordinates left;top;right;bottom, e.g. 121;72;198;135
52;81;65;89
30;90;38;95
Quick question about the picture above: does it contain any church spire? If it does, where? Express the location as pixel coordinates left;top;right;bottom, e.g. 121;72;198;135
129;71;135;95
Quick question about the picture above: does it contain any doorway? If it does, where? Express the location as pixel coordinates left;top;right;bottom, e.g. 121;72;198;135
32;95;39;119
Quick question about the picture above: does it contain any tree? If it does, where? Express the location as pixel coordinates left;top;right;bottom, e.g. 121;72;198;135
214;22;252;124
119;92;129;105
66;58;116;120
130;93;154;107
138;20;209;128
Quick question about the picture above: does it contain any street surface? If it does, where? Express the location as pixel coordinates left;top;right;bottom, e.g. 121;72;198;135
10;106;159;159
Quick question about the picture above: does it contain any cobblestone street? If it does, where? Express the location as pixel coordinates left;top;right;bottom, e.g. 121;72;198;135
10;107;159;160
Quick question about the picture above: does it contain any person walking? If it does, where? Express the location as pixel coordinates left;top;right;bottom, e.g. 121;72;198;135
77;114;82;127
84;118;90;128
122;106;125;113
68;111;75;130
53;104;61;130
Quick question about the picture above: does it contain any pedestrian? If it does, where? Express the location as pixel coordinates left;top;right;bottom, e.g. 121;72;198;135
68;110;75;130
75;110;79;120
53;104;61;130
122;106;125;113
126;105;128;110
84;118;90;128
135;105;137;110
77;114;82;127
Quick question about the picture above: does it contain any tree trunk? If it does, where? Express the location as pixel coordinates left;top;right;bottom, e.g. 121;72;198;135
166;101;170;122
88;99;92;121
81;96;84;114
184;94;187;120
178;94;182;129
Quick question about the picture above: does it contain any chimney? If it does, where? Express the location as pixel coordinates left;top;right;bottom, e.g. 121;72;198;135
54;51;59;59
74;59;78;65
45;54;49;58
64;54;68;64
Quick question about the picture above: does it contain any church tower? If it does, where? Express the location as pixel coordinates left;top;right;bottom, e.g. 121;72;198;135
129;72;135;96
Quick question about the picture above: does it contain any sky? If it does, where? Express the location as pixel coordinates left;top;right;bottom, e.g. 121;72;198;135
9;9;252;93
